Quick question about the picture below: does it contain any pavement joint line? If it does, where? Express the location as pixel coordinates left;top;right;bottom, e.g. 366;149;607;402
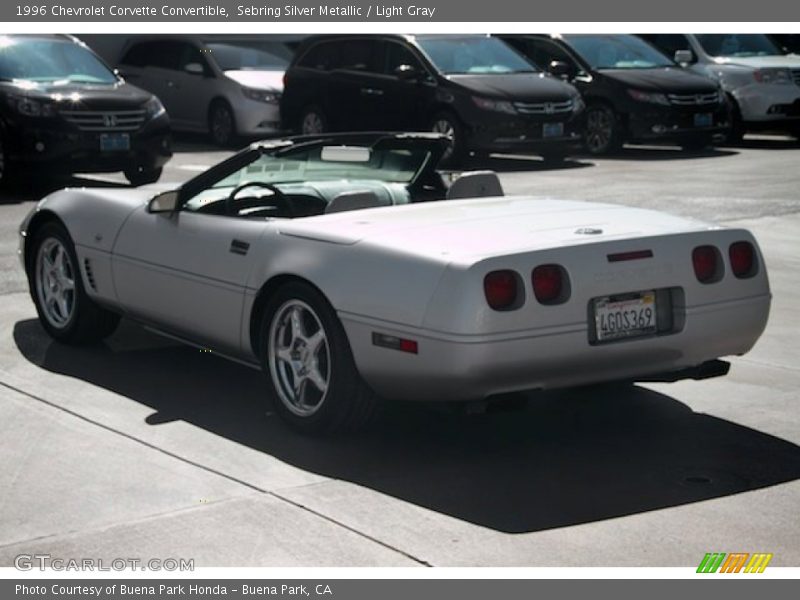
0;379;431;566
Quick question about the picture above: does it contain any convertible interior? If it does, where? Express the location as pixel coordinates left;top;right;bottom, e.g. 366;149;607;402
178;134;504;220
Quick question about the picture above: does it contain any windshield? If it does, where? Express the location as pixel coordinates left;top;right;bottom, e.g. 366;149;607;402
205;40;293;71
0;36;117;84
695;34;784;58
564;34;674;70
416;36;537;75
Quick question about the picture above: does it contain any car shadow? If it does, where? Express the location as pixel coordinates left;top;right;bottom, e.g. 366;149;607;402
586;145;739;161
13;318;800;534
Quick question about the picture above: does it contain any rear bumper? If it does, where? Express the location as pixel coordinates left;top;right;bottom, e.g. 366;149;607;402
342;293;770;402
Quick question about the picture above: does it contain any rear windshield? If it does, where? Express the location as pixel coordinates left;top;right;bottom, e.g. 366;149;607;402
695;34;784;58
205;40;293;71
416;36;537;75
0;36;117;84
564;34;674;70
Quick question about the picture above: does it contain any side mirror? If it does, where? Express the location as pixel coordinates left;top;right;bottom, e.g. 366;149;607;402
147;190;179;213
184;62;204;75
674;49;694;65
548;60;572;80
394;64;419;81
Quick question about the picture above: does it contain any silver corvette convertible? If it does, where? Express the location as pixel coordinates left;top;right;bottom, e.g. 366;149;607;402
19;133;771;433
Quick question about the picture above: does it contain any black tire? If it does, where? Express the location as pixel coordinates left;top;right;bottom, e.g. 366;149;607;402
208;100;237;147
259;281;377;434
124;166;163;186
584;103;623;155
28;222;120;344
680;135;714;151
298;106;327;135
726;95;746;144
431;111;466;167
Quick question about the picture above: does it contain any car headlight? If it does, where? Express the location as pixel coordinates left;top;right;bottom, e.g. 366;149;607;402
242;87;281;104
472;96;517;115
6;95;56;117
144;96;166;119
627;89;670;106
753;68;792;85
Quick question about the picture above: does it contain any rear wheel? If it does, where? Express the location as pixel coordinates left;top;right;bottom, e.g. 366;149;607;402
29;222;120;344
431;111;466;167
584;104;622;155
209;101;237;147
260;282;377;434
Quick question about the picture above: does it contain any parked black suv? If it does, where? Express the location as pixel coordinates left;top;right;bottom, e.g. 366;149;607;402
0;35;171;187
280;34;584;164
501;34;730;154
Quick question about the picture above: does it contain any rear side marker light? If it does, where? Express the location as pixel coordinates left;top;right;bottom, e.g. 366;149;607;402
372;333;418;354
484;270;520;311
532;264;569;305
608;250;653;262
692;245;721;283
729;241;757;279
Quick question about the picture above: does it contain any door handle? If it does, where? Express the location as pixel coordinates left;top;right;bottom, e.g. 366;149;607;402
167;81;176;88
229;239;250;255
360;87;384;96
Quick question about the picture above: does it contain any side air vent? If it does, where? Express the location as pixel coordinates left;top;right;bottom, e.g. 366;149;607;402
83;259;97;291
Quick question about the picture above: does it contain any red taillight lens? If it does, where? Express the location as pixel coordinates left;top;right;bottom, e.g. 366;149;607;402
729;241;756;278
532;264;564;304
692;245;719;283
484;270;519;310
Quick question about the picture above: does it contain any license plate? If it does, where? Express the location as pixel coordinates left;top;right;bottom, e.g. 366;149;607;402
693;113;713;127
100;133;130;152
593;291;657;342
543;122;564;138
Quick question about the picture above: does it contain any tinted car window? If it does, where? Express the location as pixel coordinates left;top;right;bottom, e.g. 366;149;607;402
297;41;339;71
337;39;381;72
205;40;292;71
641;34;691;59
564;34;674;70
0;37;117;84
385;42;422;73
417;36;537;75
121;41;180;70
526;39;580;71
695;34;784;58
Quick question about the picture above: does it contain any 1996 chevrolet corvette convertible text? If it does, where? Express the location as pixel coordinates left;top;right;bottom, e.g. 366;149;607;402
19;133;771;433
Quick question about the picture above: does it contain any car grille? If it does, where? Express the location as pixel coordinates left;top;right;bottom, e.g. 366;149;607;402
513;99;574;115
792;69;800;86
60;109;146;132
667;92;720;106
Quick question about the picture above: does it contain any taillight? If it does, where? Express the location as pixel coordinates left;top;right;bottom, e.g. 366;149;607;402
532;264;566;304
729;241;756;278
692;245;720;283
484;270;519;311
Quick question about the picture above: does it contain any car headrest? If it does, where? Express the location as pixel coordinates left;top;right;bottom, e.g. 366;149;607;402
325;191;389;214
446;171;504;200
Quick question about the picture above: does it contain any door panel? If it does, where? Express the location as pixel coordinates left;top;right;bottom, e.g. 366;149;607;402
112;208;269;354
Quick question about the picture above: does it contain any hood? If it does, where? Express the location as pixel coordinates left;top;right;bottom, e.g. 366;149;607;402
448;72;575;102
0;79;153;109
598;67;719;94
278;196;716;262
714;54;800;69
223;69;285;91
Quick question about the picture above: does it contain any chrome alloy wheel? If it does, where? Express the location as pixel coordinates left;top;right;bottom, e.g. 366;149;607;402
35;238;76;329
268;299;331;417
585;107;613;154
432;117;456;160
301;111;324;134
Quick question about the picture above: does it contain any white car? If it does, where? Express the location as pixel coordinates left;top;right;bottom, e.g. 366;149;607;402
641;34;800;141
19;133;771;434
117;35;298;146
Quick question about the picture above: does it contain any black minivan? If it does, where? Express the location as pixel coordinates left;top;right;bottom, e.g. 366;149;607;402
0;35;171;187
501;34;730;154
280;34;585;164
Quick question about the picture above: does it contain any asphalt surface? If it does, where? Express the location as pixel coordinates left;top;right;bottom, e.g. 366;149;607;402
1;135;799;567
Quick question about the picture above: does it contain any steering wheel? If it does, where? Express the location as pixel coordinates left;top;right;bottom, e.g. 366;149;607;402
226;181;294;218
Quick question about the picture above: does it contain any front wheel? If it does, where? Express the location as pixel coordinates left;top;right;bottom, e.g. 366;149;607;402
209;101;237;147
431;111;466;167
260;282;377;434
124;166;162;186
29;222;120;344
299;106;327;135
584;104;622;155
